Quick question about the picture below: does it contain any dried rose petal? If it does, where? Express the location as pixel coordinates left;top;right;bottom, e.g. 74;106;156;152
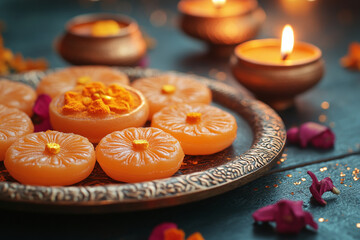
253;199;318;234
286;122;335;149
149;222;178;240
307;171;340;205
33;94;52;119
34;118;52;132
287;127;299;144
311;129;335;149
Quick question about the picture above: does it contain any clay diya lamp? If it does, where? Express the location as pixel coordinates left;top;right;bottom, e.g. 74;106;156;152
57;13;147;66
231;25;324;110
178;0;265;57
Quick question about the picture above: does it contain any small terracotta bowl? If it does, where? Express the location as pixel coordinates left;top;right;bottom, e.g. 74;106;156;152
178;0;265;56
57;13;147;66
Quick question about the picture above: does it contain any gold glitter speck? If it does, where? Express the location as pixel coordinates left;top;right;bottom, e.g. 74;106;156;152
290;192;294;195
273;184;278;188
356;223;360;228
321;101;330;109
318;218;325;223
287;174;292;178
294;181;302;185
319;114;327;123
265;185;270;189
320;167;328;172
301;178;306;181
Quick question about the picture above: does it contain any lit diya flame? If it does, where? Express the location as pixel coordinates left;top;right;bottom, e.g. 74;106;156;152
281;24;294;60
212;0;226;9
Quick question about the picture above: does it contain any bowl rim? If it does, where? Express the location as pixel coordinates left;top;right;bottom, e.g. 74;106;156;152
64;13;139;38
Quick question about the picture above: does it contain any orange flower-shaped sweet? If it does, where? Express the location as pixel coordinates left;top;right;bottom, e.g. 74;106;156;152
96;127;184;182
132;74;212;119
0;79;37;116
37;66;129;98
151;103;237;155
0;104;34;160
49;82;149;143
5;131;95;186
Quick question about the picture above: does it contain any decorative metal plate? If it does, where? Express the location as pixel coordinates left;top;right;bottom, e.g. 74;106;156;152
0;68;286;213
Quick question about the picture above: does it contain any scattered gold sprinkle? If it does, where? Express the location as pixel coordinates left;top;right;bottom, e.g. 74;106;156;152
287;174;292;178
320;167;328;172
336;163;339;166
344;184;347;187
301;178;306;181
321;101;330;110
277;161;281;165
290;192;294;195
273;184;278;188
356;223;360;228
347;167;351;170
319;114;327;123
340;172;346;177
318;218;325;223
150;10;167;27
349;185;352;187
294;181;302;185
325;219;329;222
215;72;227;81
340;178;345;184
265;185;270;189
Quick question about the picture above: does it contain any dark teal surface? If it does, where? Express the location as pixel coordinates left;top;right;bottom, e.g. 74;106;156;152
1;0;360;239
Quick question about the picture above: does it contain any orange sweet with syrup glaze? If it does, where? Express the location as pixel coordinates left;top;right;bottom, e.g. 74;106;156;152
96;127;184;183
4;131;96;186
49;82;149;143
151;103;237;155
0;104;34;160
131;74;212;119
0;79;37;116
36;66;129;98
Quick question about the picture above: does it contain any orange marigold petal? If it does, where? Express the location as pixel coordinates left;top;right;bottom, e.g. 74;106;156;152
186;232;205;240
164;228;185;240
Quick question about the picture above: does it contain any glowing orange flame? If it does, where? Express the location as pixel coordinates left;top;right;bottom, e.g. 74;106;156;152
281;24;294;60
212;0;226;9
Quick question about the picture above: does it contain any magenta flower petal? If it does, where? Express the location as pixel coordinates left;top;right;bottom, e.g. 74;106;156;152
252;204;276;222
34;118;52;132
307;171;340;205
138;56;149;68
287;127;300;144
299;122;327;148
253;199;318;234
311;129;335;149
148;222;178;240
33;94;52;119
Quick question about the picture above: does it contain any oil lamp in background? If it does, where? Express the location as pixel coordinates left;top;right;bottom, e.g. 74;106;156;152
57;13;147;66
178;0;266;57
231;25;324;110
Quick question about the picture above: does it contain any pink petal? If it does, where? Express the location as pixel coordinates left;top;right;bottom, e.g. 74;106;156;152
33;94;52;119
253;200;317;234
304;212;318;230
299;122;327;148
34;119;52;132
287;127;300;144
252;204;276;222
138;56;149;68
307;171;339;206
311;129;335;149
275;200;305;234
149;222;178;240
